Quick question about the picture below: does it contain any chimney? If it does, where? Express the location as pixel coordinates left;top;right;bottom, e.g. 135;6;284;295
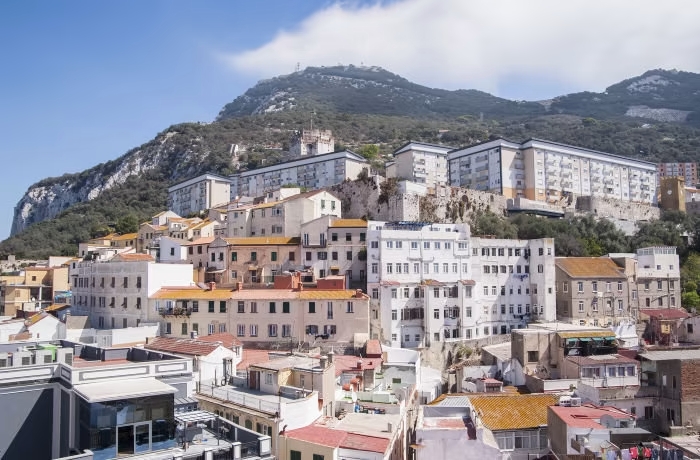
237;281;243;291
355;289;363;298
320;356;327;369
327;351;334;364
208;282;216;291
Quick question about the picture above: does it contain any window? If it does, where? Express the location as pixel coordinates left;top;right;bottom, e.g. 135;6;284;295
657;280;663;290
271;252;277;262
318;251;327;260
391;309;397;320
527;351;539;362
578;301;584;312
434;309;440;319
181;323;188;335
386;264;393;274
220;301;227;313
372;288;378;299
332;251;338;261
269;302;276;313
231;252;238;261
308;302;316;313
208;301;215;313
371;263;378;274
237;324;245;336
268;324;278;337
346;251;353;260
290;451;302;460
282;324;292;338
327;302;333;319
618;281;623;292
251;251;257;261
313;455;325;460
577;281;584;292
391;288;397;299
360;232;366;242
250;301;257;313
396;241;402;249
250;325;258;336
282;302;290;313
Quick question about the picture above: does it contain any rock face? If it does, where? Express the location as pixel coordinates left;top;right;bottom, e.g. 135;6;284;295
10;127;218;236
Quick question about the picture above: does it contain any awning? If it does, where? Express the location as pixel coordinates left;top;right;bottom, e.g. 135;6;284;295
248;266;258;271
592;338;603;342
330;266;340;270
74;378;177;403
578;338;592;342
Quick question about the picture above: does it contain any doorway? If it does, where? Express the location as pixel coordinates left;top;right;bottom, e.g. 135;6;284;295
117;422;151;456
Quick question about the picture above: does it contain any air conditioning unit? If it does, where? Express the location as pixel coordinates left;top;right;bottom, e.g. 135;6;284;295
34;350;53;365
570;397;582;407
57;348;74;366
13;351;33;367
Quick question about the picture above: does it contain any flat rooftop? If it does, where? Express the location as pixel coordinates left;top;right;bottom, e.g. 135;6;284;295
320;412;403;439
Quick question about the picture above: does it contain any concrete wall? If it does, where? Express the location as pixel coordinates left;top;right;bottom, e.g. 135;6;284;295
576;196;660;221
0;384;56;459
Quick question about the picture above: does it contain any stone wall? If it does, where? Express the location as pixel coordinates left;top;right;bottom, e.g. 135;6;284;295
576;196;660;221
420;335;512;374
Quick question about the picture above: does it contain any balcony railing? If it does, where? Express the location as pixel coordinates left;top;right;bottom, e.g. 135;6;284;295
159;306;192;317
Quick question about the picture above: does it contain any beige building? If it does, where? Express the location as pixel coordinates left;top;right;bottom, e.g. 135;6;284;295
386;141;455;190
167;173;232;217
205;236;301;287
0;266;69;317
227;190;342;238
448;138;658;205
289;129;335;157
150;273;370;349
555;257;630;326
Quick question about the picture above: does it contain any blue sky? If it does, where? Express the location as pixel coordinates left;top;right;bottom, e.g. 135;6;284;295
2;0;699;240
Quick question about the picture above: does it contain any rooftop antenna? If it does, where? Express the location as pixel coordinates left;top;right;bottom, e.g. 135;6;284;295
295;62;300;72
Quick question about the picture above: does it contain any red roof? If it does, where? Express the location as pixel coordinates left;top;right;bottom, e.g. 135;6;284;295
238;349;272;370
284;425;347;448
640;308;690;320
332;355;382;377
341;433;390;453
366;339;382;357
196;332;242;348
114;253;155;262
283;426;389;453
549;404;632;429
145;337;221;356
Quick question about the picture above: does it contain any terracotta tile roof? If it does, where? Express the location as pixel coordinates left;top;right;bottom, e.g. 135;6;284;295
181;237;216;246
112;233;139;241
298;290;367;300
145;336;220;356
565;354;639;367
421;279;445;286
238;349;271;370
188;220;213;231
639;308;690;320
113;253;155;262
151;288;232;300
223;237;300;246
284;425;347;448
44;304;70;312
469;394;558;430
196;332;242;348
230;290;297;300
333;355;382;377
460;279;476;286
557;330;616;339
330;219;368;228
549;404;632;429
555;257;625;279
341;433;390;453
252;201;283;210
366;339;382;357
25;313;47;326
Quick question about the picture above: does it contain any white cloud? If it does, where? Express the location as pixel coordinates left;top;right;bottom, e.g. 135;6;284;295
222;0;700;99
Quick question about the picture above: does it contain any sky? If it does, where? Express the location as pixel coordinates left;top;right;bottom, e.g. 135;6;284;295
2;0;700;240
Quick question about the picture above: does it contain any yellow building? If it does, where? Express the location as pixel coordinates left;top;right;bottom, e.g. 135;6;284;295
0;266;69;317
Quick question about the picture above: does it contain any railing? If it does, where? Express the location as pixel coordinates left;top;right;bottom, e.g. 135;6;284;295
159;306;192;317
199;384;281;415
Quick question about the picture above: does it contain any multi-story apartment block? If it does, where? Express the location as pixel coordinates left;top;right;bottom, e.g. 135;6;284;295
0;266;70;317
206;236;301;287
228;190;342;238
71;253;194;329
448;138;659;205
229;150;368;199
136;210;180;253
658;162;698;186
167;173;232;217
300;217;367;287
288;128;335;157
367;221;555;348
555;257;630;326
150;272;370;348
635;246;680;311
386;141;454;189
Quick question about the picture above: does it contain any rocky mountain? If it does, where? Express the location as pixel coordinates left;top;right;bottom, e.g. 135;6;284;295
5;66;700;258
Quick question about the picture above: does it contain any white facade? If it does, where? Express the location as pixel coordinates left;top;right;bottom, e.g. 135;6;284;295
367;221;555;348
230;150;368;199
289;129;335;157
71;259;194;329
387;142;453;189
167;173;232;216
448;138;659;205
636;246;681;310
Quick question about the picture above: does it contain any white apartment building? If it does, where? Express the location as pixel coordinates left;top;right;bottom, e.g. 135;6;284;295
70;253;195;329
386;141;454;190
367;221;555;348
227;190;342;238
167;173;232;217
448;138;658;205
635;246;681;310
229;150;368;199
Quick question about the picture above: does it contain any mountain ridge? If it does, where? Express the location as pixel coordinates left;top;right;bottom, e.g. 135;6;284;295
5;65;700;257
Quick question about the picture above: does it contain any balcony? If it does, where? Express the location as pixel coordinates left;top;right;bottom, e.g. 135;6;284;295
159;306;192;317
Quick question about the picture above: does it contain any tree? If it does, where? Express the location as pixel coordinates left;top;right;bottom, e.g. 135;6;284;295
681;252;700;292
357;144;380;160
115;215;138;235
471;211;517;239
682;291;700;311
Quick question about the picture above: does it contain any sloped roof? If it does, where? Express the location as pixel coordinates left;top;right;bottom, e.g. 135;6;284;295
469;394;558;430
284;425;347;448
180;237;215;246
113;253;155;262
145;337;220;356
366;339;382;357
639;308;690;320
223;237;300;246
330;219;368;228
112;233;138;241
151;288;232;300
196;332;242;348
555;257;625;279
